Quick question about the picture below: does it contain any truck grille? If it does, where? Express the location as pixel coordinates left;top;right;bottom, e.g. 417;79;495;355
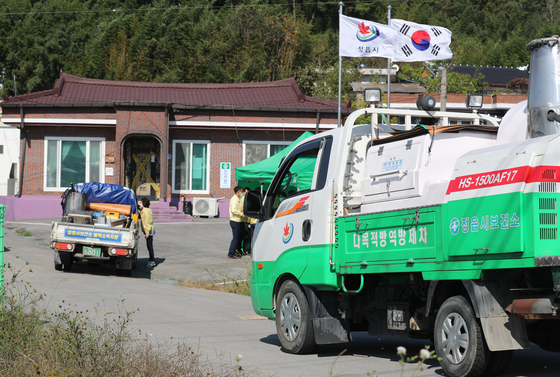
539;198;557;210
540;228;558;240
539;182;557;193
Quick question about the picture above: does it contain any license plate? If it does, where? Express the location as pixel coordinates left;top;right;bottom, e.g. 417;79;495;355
83;246;101;257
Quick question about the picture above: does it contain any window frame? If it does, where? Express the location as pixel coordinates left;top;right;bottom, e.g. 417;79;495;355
262;136;333;220
171;139;211;194
43;137;106;192
242;140;292;166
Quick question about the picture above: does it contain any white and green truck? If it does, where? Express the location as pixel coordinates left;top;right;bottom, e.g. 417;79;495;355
245;37;560;377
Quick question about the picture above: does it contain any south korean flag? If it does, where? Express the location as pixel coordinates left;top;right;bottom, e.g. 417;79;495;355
391;19;452;62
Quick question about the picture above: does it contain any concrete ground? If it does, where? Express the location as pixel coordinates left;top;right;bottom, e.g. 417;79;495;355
3;216;250;284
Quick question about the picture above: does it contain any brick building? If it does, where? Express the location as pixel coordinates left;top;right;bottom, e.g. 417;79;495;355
0;73;350;219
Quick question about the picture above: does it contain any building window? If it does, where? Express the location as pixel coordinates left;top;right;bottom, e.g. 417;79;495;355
44;137;104;190
243;141;291;165
172;140;210;193
0;145;3;154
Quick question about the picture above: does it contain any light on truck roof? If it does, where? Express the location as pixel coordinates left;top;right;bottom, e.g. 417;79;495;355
416;95;436;111
466;93;484;109
364;88;382;104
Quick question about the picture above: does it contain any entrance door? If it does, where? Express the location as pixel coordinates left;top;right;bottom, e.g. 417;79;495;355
124;137;160;201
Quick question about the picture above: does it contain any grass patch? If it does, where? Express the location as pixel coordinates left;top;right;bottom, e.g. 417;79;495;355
0;261;257;376
15;227;33;237
177;263;251;296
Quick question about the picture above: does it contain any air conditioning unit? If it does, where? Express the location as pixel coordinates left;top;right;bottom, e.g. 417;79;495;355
192;198;219;217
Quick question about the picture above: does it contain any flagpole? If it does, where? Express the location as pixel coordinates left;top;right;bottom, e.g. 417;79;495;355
387;4;392;109
338;1;344;127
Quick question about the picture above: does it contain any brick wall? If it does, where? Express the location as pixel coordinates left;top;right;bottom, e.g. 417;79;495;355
169;128;303;199
14;106;328;198
20;125;116;196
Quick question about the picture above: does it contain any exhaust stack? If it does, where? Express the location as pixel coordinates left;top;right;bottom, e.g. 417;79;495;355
527;36;560;138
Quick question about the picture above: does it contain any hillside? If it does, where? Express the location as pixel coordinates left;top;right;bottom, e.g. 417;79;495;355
0;0;557;100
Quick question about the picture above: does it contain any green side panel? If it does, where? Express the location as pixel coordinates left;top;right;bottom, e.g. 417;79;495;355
336;206;442;274
526;192;560;258
250;246;309;319
298;244;340;290
444;192;524;258
423;270;481;280
251;261;275;318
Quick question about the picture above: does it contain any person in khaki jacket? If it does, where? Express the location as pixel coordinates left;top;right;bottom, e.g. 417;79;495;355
227;186;245;259
138;197;157;268
240;187;257;255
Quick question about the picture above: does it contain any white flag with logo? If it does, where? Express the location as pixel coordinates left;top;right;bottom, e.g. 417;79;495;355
339;14;397;58
391;19;452;62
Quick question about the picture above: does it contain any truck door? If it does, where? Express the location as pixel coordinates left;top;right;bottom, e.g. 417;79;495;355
253;137;332;270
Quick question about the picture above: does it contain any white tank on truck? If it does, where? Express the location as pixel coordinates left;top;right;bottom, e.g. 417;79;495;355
244;37;560;377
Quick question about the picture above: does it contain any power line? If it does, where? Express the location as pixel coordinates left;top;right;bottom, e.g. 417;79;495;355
0;0;401;16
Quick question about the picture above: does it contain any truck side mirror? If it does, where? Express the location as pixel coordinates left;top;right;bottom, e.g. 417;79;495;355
245;190;265;219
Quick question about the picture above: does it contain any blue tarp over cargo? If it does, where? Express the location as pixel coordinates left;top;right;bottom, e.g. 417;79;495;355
74;183;136;215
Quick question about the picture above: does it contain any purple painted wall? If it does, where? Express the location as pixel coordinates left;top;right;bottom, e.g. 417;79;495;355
0;195;231;221
217;198;229;218
0;196;62;221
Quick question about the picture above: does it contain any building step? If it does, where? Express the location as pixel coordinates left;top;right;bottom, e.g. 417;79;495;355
152;214;192;222
150;205;192;222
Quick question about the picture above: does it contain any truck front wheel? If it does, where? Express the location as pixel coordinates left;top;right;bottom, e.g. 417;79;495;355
275;279;317;354
434;296;489;377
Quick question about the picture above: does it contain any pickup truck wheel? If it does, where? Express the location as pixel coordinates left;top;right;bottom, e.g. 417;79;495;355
54;263;63;271
124;269;132;277
275;279;317;354
434;296;489;377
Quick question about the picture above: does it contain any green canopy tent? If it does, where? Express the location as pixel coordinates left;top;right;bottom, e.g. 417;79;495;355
235;131;314;192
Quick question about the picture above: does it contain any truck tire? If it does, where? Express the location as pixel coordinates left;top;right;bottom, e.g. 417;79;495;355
276;279;317;354
54;263;63;271
434;296;489;377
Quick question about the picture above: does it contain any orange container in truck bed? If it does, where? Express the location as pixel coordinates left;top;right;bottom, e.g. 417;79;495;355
86;203;131;216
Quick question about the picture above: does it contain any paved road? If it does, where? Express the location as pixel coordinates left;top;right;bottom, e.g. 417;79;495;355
2;218;560;376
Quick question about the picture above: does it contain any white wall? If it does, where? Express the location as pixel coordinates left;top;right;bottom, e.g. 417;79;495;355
0;124;20;196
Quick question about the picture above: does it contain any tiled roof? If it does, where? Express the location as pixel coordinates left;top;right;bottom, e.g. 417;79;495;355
451;65;529;87
2;73;348;111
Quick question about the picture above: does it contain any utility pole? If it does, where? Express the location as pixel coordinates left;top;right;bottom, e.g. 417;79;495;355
387;5;392;108
440;67;447;112
13;74;17;96
337;1;343;127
